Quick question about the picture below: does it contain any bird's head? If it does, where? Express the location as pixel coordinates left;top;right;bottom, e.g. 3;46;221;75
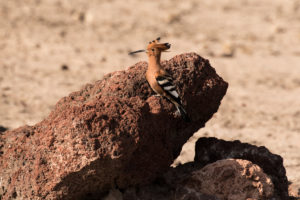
129;37;171;58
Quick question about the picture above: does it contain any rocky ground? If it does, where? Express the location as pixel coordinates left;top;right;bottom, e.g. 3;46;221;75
1;0;300;194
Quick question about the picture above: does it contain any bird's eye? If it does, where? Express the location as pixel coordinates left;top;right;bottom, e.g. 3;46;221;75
152;49;155;52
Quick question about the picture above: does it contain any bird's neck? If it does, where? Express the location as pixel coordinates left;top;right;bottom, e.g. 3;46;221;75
148;54;162;71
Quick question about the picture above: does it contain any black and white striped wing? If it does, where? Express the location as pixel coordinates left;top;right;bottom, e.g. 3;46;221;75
156;75;181;104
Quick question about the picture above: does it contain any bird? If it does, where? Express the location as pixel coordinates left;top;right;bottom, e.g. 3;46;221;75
129;37;190;122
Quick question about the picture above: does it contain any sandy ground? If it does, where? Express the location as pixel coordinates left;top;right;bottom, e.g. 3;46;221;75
1;0;300;189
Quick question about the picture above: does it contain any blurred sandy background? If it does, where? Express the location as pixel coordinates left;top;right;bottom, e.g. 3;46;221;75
1;0;300;188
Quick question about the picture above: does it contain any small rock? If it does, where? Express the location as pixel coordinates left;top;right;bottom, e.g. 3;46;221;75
101;56;107;62
220;42;235;57
183;159;274;200
78;12;85;22
0;125;8;132
61;64;69;71
273;25;286;34
195;137;289;199
59;30;67;38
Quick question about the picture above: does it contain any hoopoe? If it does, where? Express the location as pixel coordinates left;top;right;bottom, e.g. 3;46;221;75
129;37;190;122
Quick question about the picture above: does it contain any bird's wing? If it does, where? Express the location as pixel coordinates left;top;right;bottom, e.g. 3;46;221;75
155;74;191;122
155;75;181;105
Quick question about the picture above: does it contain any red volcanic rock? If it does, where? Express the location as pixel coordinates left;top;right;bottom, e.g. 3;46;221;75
0;53;228;200
194;137;289;199
184;159;274;200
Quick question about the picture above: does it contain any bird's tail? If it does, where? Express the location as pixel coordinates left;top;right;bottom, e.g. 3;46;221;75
176;104;191;122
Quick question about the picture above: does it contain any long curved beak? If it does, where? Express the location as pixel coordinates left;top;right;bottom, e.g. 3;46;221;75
128;49;146;55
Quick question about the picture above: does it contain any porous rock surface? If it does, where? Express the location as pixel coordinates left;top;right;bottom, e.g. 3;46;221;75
0;53;228;200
